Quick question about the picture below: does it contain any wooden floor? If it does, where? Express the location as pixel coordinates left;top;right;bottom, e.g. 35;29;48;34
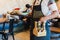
15;30;30;40
14;27;60;40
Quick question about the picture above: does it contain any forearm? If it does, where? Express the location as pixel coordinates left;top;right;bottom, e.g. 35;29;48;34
57;14;60;18
44;11;58;20
58;10;60;18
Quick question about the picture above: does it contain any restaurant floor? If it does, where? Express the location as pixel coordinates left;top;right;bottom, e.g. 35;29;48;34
0;30;30;40
15;30;30;40
15;30;60;40
0;30;60;40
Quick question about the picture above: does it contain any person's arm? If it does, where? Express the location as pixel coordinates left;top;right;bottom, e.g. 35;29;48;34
28;8;32;16
28;0;36;15
58;10;60;18
40;0;59;22
46;2;59;19
40;10;58;22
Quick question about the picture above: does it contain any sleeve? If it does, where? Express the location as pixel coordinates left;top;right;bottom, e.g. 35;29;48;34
48;1;59;16
12;15;19;19
6;14;10;20
27;9;32;13
41;0;59;16
48;2;58;12
41;0;51;16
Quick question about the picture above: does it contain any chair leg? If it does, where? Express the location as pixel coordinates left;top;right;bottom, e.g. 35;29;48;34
6;34;8;40
2;34;3;40
3;34;8;40
2;34;5;40
11;33;15;40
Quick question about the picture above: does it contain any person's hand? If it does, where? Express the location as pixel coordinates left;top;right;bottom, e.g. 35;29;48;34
23;18;27;22
40;17;47;23
57;10;60;18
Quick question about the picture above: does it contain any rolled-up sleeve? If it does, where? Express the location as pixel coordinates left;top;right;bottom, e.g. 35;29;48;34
41;0;59;16
49;3;58;12
41;0;51;16
48;2;59;16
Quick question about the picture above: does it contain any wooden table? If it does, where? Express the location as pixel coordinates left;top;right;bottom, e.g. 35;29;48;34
50;27;60;33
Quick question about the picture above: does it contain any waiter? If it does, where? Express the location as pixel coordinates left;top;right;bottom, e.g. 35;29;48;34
30;0;59;40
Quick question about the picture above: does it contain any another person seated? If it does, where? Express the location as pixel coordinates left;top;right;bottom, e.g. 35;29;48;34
15;4;32;30
7;8;20;21
20;4;32;30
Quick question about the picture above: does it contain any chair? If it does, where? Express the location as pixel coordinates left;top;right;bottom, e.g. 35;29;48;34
5;19;15;40
0;19;15;40
0;22;7;40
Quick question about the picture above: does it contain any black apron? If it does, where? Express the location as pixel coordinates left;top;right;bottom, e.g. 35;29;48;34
30;0;44;40
33;0;44;21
